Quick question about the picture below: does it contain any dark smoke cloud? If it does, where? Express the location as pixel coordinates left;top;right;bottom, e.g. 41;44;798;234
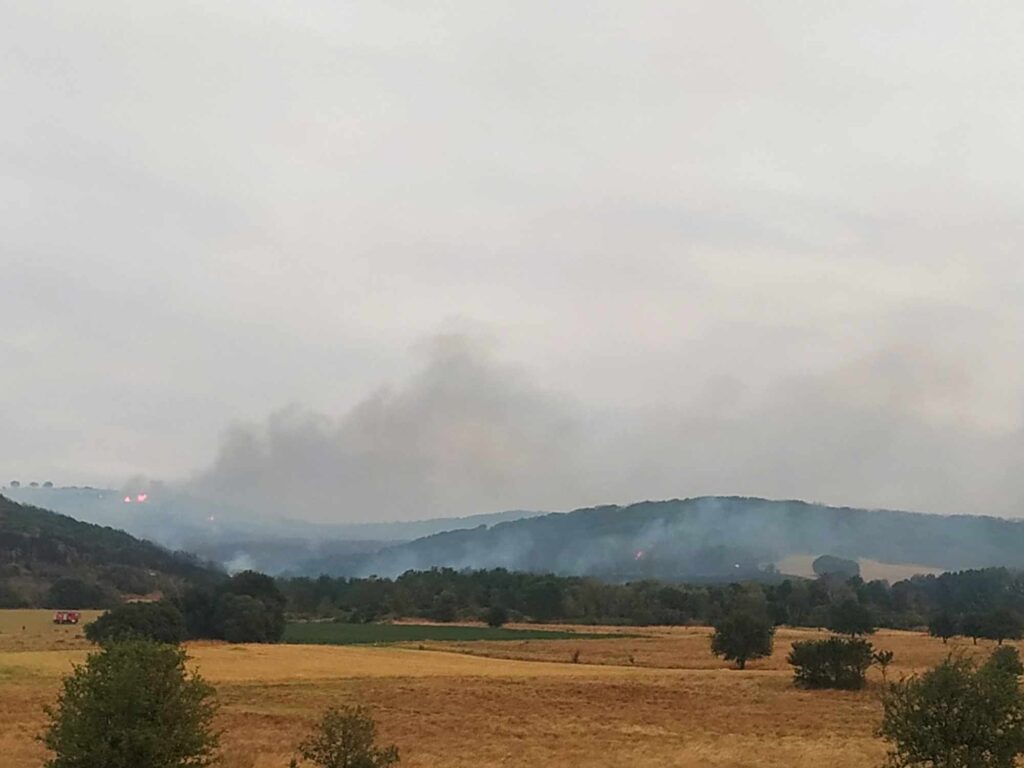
190;334;586;521
190;330;1024;523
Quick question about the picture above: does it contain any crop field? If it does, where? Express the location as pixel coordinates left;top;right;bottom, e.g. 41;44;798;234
0;610;1014;768
283;621;616;644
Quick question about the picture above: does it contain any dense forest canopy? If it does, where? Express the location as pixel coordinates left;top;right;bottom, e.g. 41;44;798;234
0;494;220;607
333;497;1024;580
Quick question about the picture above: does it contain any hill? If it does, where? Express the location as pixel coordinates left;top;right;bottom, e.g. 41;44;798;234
2;485;544;574
0;494;220;608
337;496;1024;580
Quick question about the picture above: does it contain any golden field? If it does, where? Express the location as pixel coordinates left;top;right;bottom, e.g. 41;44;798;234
0;610;1012;768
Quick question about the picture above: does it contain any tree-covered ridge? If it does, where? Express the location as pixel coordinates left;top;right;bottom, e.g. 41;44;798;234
0;494;220;607
342;497;1024;579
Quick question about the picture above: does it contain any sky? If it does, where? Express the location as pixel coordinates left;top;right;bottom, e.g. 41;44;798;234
3;1;1024;521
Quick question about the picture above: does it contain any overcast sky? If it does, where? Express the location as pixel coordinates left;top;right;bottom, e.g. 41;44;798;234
4;1;1024;521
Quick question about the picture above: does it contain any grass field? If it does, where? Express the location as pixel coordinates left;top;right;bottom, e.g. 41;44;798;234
1;610;1015;768
283;621;615;644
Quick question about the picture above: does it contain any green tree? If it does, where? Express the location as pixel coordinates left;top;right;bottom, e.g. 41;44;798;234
827;599;876;637
961;614;985;646
710;611;775;669
928;612;958;644
84;601;186;645
812;555;860;580
43;579;114;610
982;609;1023;646
788;636;874;690
880;650;1024;768
483;605;509;628
40;639;219;768
290;706;399;768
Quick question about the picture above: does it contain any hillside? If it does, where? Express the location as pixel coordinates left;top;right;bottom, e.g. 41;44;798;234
0;494;220;608
336;496;1024;580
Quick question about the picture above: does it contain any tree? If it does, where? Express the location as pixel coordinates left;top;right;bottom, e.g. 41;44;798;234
218;594;279;643
982;609;1023;646
788;636;874;690
290;706;399;768
962;614;985;646
43;579;114;610
880;650;1024;768
181;571;287;643
84;600;186;645
40;639;219;768
483;605;509;628
827;599;875;637
710;611;775;669
812;555;861;580
928;612;958;644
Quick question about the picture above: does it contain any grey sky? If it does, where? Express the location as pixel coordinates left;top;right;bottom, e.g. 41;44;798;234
3;2;1023;520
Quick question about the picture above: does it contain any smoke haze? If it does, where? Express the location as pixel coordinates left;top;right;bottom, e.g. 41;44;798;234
190;330;1024;522
3;2;1024;522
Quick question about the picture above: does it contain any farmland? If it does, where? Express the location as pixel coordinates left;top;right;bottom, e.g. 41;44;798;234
282;620;616;645
0;610;1012;768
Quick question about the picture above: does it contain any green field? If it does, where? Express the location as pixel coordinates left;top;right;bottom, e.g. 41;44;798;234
283;621;615;645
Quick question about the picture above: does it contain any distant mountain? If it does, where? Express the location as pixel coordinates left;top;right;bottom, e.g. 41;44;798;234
0;494;220;608
332;497;1024;581
1;485;544;574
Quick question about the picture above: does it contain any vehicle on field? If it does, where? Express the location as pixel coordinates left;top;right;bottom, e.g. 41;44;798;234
53;610;81;625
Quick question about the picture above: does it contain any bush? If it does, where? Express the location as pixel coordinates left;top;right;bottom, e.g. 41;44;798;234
84;600;186;645
881;650;1024;768
788;636;874;690
290;705;399;768
40;639;219;768
710;611;775;669
483;605;509;628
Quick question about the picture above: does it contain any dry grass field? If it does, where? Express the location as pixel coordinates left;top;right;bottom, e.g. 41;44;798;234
0;610;1012;768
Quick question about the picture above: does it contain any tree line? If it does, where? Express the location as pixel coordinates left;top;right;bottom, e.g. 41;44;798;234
275;565;1024;636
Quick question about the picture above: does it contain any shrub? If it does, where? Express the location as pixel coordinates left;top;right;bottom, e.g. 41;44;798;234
483;605;509;628
874;649;896;682
880;650;1024;768
788;636;874;690
40;639;219;768
290;705;399;768
985;645;1024;678
710;611;775;669
84;601;187;645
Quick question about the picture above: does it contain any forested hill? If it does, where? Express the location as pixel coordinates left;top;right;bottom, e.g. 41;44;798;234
337;497;1024;581
0;494;220;608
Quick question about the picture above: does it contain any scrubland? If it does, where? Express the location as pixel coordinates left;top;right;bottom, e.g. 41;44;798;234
0;610;1010;768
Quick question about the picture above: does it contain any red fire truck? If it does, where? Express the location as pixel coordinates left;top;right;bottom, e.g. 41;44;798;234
53;610;81;625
